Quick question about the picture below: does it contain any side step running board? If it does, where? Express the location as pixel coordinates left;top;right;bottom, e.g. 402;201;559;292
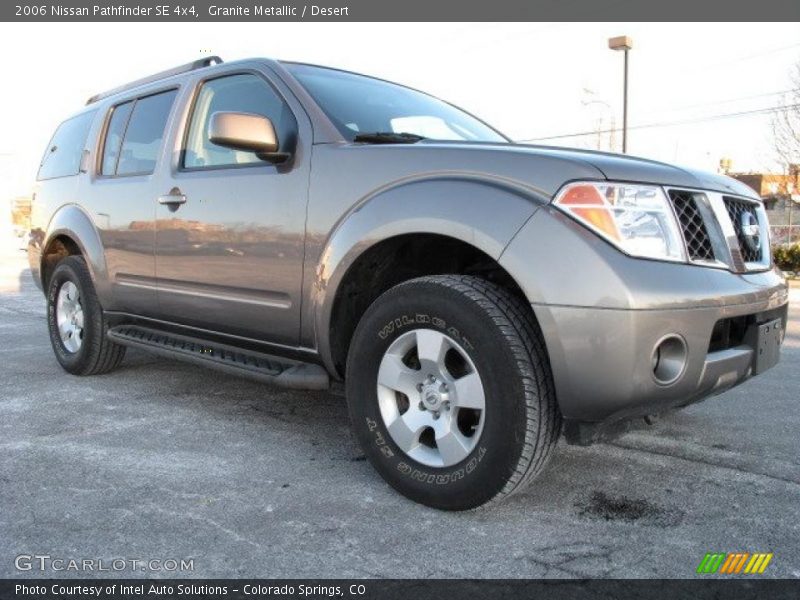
107;325;329;390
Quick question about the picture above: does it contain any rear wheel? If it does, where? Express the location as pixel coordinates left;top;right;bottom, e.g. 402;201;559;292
346;275;560;510
46;256;125;375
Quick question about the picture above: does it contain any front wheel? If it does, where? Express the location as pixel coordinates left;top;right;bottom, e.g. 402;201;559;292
346;275;560;510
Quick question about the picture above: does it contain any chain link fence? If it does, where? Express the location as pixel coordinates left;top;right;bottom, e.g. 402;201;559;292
770;225;800;246
767;206;799;246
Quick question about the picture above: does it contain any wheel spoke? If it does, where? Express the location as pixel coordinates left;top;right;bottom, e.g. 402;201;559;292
435;428;472;465
386;408;430;454
415;329;447;368
56;281;83;353
377;354;420;398
452;372;485;409
376;328;486;469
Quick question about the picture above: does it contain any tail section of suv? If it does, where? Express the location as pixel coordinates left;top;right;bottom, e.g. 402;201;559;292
29;57;789;509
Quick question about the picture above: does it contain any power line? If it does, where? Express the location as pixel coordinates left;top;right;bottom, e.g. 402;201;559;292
518;103;800;142
589;88;800;125
637;88;800;115
699;41;800;71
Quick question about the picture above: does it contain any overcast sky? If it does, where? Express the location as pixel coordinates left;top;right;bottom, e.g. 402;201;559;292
1;21;799;201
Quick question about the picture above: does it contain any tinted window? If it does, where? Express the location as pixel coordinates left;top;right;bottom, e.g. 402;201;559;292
101;101;133;176
183;74;295;169
37;111;96;180
116;90;177;176
285;63;506;143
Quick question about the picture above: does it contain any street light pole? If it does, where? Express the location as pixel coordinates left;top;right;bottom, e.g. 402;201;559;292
622;48;629;153
609;36;633;154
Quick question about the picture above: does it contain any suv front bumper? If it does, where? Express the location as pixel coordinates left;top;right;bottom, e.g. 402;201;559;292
500;206;789;442
534;292;787;442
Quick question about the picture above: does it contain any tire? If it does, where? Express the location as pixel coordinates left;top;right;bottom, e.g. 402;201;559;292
46;255;125;375
346;275;560;510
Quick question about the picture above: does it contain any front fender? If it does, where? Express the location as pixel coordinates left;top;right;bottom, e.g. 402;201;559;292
312;175;547;373
38;204;110;302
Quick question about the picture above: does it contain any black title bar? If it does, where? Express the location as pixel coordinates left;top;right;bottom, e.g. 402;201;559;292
2;579;800;600
4;0;800;22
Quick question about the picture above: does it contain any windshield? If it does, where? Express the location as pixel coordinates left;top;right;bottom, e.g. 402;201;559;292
284;63;508;143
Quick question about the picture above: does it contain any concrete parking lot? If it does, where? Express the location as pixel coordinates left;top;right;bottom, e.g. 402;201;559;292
1;242;799;579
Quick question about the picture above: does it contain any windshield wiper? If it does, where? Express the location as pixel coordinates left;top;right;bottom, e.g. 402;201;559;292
352;132;426;144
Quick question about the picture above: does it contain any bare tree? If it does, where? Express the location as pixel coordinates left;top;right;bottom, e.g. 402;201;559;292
772;61;800;244
772;60;800;174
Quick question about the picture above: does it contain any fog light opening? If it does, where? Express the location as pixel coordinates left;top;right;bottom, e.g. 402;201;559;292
652;335;687;385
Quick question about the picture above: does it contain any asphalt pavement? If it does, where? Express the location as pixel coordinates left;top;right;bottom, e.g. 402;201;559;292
1;242;798;579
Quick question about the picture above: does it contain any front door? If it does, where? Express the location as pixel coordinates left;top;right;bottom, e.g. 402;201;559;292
154;71;309;346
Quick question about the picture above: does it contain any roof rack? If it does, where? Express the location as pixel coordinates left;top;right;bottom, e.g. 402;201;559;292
86;56;223;105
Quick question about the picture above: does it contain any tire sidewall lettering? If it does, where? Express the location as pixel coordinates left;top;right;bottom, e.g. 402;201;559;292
377;312;474;352
394;445;486;485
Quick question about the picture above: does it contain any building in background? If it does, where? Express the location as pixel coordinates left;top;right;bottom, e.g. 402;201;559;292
728;165;799;209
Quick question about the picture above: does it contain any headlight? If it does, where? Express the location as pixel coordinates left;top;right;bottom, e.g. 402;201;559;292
553;181;685;262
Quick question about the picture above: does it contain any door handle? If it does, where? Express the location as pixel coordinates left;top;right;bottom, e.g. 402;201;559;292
157;187;187;207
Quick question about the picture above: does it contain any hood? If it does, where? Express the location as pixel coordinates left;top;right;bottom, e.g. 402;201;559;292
417;141;759;199
516;144;757;198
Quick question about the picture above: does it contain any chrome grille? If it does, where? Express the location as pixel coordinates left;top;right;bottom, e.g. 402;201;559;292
723;197;762;263
664;188;769;272
667;190;715;261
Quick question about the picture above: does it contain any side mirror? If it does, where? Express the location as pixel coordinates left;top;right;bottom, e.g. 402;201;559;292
208;112;289;163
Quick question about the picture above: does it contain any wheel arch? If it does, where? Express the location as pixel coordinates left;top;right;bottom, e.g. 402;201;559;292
40;204;108;297
312;177;549;377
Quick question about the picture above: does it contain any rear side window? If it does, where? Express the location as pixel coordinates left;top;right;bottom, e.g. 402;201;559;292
37;111;96;180
100;101;133;176
101;89;177;176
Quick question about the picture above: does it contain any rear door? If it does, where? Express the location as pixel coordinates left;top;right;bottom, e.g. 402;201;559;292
153;69;311;346
83;89;179;315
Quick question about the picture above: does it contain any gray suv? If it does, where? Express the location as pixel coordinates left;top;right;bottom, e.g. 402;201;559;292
29;57;788;510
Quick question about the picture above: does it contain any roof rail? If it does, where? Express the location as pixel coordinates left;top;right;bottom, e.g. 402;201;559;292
86;56;223;105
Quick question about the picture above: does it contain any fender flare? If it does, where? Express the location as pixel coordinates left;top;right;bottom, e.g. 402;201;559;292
311;174;548;373
40;204;110;301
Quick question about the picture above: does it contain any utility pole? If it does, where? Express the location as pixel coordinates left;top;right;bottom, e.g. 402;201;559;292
581;90;614;152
